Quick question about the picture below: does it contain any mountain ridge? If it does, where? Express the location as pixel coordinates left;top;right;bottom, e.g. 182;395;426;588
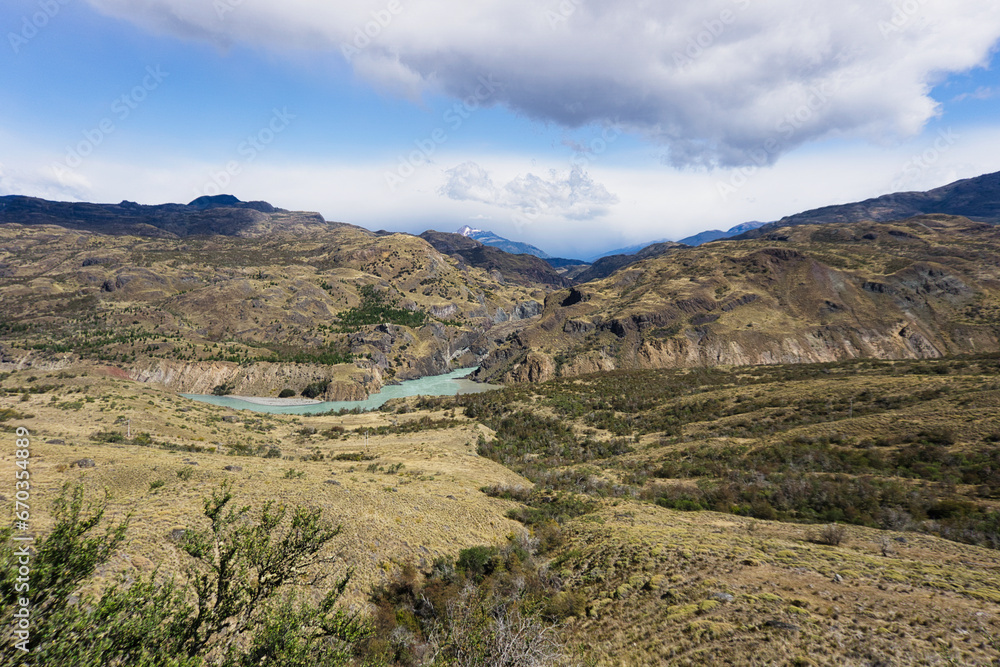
473;214;1000;383
677;220;770;246
749;171;1000;232
0;193;347;238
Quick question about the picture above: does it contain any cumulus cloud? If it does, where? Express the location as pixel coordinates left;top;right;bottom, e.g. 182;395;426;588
85;0;1000;166
439;161;619;220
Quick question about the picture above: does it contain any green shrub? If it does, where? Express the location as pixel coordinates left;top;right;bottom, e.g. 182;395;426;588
332;451;376;461
456;545;499;579
0;482;374;667
301;381;329;399
335;284;427;331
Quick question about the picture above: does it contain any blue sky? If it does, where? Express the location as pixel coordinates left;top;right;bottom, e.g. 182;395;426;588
2;0;999;258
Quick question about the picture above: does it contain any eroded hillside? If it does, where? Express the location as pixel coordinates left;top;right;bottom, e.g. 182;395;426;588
475;215;1000;383
0;222;548;398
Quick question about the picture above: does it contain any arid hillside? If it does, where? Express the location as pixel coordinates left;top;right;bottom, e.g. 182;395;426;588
475;215;1000;383
2;353;999;665
0;220;550;399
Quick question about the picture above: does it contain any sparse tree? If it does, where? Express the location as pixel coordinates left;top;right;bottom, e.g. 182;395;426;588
0;482;379;667
816;523;848;547
875;534;895;557
430;584;567;667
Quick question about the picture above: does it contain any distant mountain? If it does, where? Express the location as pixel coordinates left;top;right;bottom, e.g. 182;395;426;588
457;225;551;258
421;230;569;288
542;257;592;282
586;238;671;262
0;194;341;238
677;221;769;246
750;171;1000;232
572;240;687;283
543;257;589;269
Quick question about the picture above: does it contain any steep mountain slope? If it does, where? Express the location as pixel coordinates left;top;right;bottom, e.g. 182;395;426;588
474;215;1000;383
572;240;688;283
753;170;1000;230
457;225;551;258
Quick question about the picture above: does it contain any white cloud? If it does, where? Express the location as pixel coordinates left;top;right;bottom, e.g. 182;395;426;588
0;162;91;202
439;161;619;220
4;125;1000;259
84;0;1000;167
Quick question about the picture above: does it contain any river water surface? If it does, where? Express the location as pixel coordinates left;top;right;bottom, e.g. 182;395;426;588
180;367;500;415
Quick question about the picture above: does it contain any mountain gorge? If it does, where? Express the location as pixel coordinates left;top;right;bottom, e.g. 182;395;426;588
4;174;1000;398
0;200;551;399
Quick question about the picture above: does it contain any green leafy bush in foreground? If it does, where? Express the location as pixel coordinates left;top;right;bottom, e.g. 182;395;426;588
0;482;378;667
0;484;570;666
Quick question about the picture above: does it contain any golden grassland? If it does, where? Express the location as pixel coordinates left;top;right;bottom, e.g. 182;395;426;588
0;366;527;603
3;361;1000;665
558;504;1000;666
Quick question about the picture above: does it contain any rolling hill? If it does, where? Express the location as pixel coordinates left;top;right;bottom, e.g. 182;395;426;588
419;230;570;288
